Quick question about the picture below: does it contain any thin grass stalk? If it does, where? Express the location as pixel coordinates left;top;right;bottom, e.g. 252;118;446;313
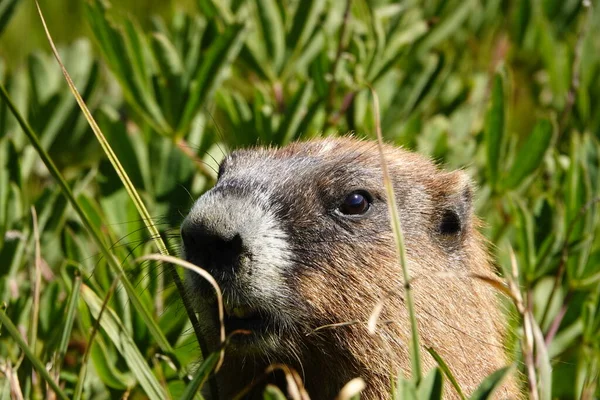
29;207;42;393
0;310;69;400
33;5;215;395
370;87;422;383
53;268;82;382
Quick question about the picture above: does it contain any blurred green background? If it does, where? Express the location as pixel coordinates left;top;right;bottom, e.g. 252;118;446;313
0;0;599;399
0;0;196;67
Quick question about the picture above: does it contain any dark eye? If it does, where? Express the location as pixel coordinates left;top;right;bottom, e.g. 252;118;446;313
339;192;371;215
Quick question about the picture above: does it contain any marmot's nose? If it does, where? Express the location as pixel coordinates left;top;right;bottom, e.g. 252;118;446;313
181;220;246;273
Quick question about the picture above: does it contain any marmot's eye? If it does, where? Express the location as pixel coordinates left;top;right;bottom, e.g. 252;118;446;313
339;192;371;215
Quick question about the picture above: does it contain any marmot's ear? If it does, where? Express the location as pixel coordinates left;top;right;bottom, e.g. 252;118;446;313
435;171;473;237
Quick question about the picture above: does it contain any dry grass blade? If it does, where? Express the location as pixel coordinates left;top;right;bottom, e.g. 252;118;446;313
309;320;361;334
264;364;310;400
507;247;538;399
467;273;514;299
367;297;386;334
136;254;225;369
336;378;366;400
232;364;310;400
369;86;422;383
507;248;525;314
0;361;24;400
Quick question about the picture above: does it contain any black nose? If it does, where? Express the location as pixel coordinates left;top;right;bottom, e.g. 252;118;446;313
181;223;246;272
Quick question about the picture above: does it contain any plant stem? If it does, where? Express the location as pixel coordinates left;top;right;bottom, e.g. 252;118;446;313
371;87;422;384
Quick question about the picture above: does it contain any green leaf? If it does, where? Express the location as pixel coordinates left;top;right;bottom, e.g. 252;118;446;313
197;0;233;23
426;347;466;400
238;44;272;81
417;0;476;55
395;374;418;400
400;53;443;118
254;0;286;73
511;0;531;45
469;366;511;400
84;0;170;134
178;22;245;133
417;368;443;400
0;140;9;250
89;338;136;390
0;0;19;36
287;0;325;53
275;80;314;145
178;351;220;400
511;196;536;278
504;119;554;189
81;285;167;400
368;20;429;83
182;16;208;84
152;32;184;78
484;73;505;191
262;384;288;400
53;269;82;376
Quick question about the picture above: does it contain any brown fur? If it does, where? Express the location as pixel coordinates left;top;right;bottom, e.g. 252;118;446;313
183;138;517;399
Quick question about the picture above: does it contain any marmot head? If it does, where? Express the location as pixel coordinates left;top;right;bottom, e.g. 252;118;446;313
181;137;505;397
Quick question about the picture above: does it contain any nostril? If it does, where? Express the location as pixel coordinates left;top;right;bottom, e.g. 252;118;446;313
181;223;247;272
227;233;243;254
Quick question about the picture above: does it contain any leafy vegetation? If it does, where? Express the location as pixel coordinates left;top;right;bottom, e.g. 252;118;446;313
1;0;599;399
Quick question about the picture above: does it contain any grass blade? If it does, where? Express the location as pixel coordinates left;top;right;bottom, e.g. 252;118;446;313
0;141;7;250
0;309;69;400
370;88;422;383
417;368;444;400
0;0;19;35
530;312;552;400
84;0;171;135
254;0;285;73
179;351;219;400
80;285;167;400
178;22;245;133
287;0;324;54
417;0;476;55
469;366;512;400
25;207;43;396
275;80;314;144
426;347;466;400
52;268;81;381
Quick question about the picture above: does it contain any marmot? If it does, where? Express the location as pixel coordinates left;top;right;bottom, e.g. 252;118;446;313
181;138;515;399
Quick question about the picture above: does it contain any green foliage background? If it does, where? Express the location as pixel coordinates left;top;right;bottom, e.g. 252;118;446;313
0;0;599;398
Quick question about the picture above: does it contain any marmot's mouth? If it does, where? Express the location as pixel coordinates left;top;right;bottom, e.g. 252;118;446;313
223;304;269;336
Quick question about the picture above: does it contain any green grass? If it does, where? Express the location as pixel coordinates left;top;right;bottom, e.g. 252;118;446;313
1;0;599;399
